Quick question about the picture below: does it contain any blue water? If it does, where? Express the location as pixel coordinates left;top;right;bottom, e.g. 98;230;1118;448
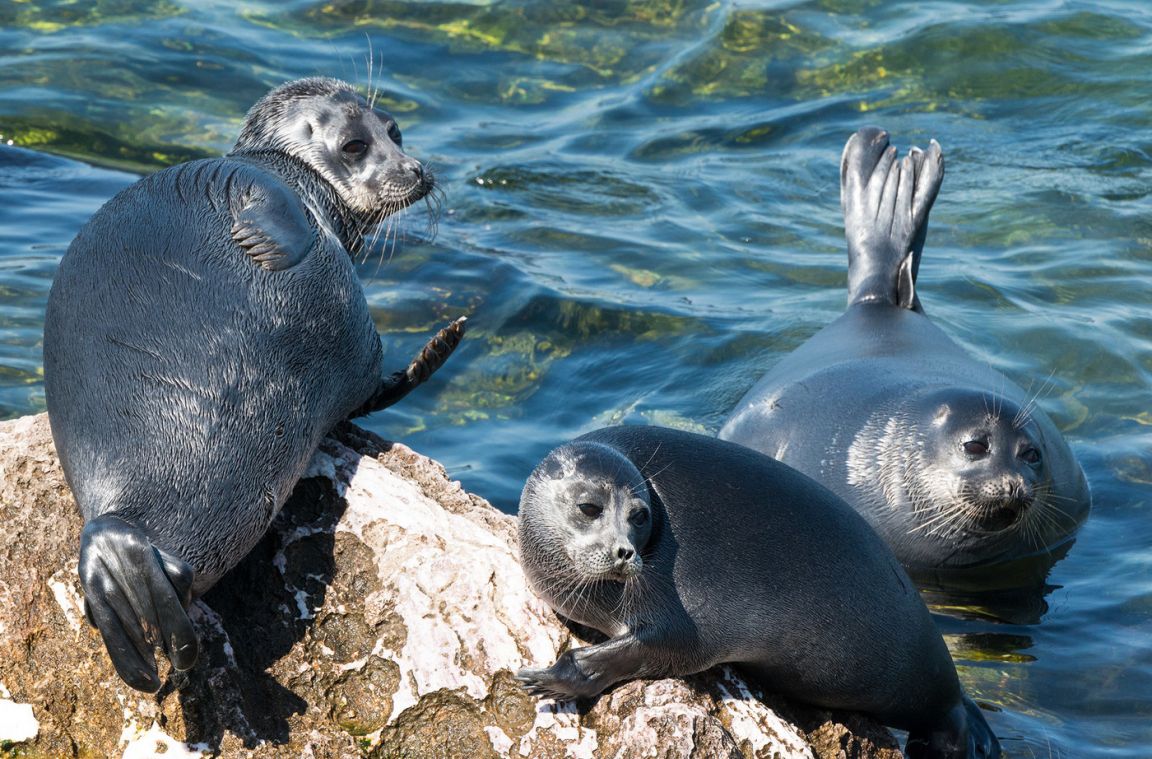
2;1;1151;755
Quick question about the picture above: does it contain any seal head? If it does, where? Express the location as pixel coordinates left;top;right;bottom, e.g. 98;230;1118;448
234;77;431;221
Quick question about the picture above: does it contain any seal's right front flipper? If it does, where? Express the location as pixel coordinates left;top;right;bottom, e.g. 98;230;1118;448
79;514;199;693
841;127;944;312
230;177;315;271
351;316;467;417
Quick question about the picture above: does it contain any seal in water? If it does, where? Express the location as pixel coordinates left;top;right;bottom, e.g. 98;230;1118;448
43;77;466;692
719;127;1090;576
517;425;1000;758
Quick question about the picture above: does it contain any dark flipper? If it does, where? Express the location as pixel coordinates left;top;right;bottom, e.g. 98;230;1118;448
516;629;706;702
230;180;315;271
841;127;944;312
351;316;467;418
79;514;198;693
905;696;1001;759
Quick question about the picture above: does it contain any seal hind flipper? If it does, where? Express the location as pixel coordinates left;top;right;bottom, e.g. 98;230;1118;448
79;514;198;693
841;128;944;312
230;179;316;271
351;316;467;417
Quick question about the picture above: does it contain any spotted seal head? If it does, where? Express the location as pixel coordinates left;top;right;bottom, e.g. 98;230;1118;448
43;76;465;692
517;426;1001;758
720;127;1090;580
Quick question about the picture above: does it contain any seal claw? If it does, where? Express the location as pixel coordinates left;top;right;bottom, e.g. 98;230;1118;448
79;514;198;692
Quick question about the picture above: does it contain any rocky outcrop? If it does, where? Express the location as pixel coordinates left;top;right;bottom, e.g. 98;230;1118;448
0;413;900;758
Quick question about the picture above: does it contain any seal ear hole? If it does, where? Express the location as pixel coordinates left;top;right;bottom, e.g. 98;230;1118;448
578;502;603;519
962;440;989;457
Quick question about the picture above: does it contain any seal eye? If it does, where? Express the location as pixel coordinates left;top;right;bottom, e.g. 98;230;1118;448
342;139;369;158
629;510;649;527
962;440;989;456
387;122;402;146
1020;448;1041;465
578;502;603;519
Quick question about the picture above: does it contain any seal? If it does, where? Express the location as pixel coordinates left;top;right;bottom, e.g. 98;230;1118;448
516;425;1000;758
43;77;466;692
719;128;1090;576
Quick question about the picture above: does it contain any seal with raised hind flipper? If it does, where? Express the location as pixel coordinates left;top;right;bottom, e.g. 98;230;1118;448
43;77;466;693
719;127;1090;576
516;425;1000;759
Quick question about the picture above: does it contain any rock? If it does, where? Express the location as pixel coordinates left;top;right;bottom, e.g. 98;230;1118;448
0;413;901;758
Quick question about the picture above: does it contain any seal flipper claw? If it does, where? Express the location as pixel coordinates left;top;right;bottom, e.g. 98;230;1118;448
79;514;199;692
230;179;315;271
351;316;467;417
842;128;944;311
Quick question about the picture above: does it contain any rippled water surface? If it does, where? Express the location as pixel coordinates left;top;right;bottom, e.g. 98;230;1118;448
2;1;1150;755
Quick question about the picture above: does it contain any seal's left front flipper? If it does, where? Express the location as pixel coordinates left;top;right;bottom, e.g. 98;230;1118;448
230;178;316;271
352;316;467;417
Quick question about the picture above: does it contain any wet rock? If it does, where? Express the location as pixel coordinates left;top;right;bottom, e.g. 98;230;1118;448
0;413;900;758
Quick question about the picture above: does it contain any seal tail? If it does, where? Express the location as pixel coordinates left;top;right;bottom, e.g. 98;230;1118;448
841;127;944;313
79;513;198;692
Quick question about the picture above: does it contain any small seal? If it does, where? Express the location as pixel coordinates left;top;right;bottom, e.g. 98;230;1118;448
720;128;1090;576
517;426;1000;758
43;77;466;692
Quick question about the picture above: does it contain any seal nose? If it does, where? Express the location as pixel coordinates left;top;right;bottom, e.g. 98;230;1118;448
616;546;634;561
404;160;424;180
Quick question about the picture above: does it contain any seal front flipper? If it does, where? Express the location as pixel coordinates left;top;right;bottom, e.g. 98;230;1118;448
517;630;705;701
351;316;467;416
905;697;1001;759
230;178;315;271
841;128;944;311
79;514;199;693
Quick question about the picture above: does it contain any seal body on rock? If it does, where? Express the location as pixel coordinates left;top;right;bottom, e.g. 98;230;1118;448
517;425;999;759
720;127;1090;576
43;77;465;692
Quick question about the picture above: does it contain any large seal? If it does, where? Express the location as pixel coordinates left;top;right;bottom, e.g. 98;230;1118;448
720;128;1090;577
517;425;1000;758
43;77;465;692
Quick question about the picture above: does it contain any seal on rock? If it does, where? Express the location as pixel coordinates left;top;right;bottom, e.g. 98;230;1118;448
516;425;999;758
719;127;1090;576
43;77;466;692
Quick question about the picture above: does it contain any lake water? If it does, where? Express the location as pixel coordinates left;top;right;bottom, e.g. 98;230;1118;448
1;1;1150;755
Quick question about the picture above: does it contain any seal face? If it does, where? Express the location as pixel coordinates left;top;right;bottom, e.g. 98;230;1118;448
719;128;1091;577
43;77;465;692
517;426;1000;759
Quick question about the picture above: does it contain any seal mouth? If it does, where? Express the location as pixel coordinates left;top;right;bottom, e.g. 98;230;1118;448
970;497;1030;533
